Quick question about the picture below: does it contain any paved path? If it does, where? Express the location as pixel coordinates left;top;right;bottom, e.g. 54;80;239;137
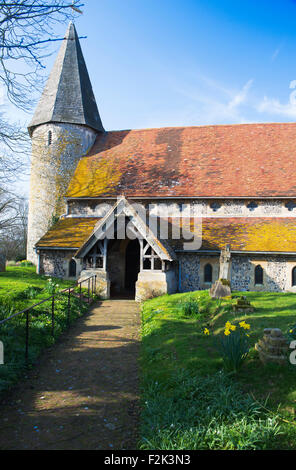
0;300;140;450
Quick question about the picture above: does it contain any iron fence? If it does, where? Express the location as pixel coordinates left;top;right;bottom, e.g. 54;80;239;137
0;274;97;365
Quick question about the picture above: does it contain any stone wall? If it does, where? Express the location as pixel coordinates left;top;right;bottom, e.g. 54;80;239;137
38;249;79;278
67;198;296;219
27;123;97;264
230;255;296;292
177;252;296;293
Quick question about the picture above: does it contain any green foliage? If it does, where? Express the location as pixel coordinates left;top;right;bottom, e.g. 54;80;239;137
178;297;200;318
0;294;89;393
141;289;296;449
287;323;296;341
19;260;34;267
140;371;281;450
44;278;60;295
215;321;250;373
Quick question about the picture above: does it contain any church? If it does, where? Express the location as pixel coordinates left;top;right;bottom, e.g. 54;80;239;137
27;22;296;301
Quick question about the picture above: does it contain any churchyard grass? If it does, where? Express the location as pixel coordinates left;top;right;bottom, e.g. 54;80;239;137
140;290;296;449
0;266;86;393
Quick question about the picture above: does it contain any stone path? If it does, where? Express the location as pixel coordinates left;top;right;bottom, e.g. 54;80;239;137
0;300;140;450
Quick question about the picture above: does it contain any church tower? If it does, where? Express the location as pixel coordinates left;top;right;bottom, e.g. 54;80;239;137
27;22;104;263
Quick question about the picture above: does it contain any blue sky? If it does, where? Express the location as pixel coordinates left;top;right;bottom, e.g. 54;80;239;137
75;0;296;129
7;0;296;194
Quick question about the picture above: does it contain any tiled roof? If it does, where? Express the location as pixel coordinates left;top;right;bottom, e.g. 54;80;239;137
36;216;296;254
67;123;296;198
35;218;100;248
168;217;296;252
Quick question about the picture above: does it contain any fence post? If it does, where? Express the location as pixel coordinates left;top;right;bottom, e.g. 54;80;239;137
95;275;97;294
80;282;82;301
67;287;71;326
51;296;55;337
88;278;90;304
25;310;29;365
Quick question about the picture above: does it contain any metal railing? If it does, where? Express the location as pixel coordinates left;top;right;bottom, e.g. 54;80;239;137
0;274;97;365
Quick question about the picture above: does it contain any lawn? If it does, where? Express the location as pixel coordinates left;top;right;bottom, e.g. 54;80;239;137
140;290;296;450
0;265;74;310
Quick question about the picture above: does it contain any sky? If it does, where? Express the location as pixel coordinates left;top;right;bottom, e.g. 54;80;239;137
6;0;296;196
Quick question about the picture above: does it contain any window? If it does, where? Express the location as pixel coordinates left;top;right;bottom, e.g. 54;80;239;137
247;201;258;211
292;267;296;286
69;259;76;277
204;263;213;283
210;202;221;212
255;265;263;285
48;130;52;146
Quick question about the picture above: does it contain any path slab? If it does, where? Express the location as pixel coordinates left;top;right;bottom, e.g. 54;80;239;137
0;300;140;450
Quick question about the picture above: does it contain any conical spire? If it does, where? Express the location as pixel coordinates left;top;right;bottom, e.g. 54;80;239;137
28;22;104;135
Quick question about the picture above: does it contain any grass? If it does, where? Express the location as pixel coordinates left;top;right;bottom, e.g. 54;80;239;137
0;266;74;310
140;290;296;450
0;266;94;393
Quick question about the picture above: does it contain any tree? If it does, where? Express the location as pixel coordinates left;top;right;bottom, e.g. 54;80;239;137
0;1;84;260
0;0;84;182
0;191;28;260
0;0;84;110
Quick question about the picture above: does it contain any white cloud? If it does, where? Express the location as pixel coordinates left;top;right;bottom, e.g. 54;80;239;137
257;96;296;118
170;76;254;125
228;79;253;109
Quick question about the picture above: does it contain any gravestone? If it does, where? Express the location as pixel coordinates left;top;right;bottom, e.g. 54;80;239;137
210;245;231;298
255;328;289;364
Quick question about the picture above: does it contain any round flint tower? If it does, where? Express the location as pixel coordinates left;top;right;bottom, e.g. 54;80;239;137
27;22;104;263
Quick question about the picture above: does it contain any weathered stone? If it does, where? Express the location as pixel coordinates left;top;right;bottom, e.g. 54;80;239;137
78;269;110;300
135;270;177;302
255;328;289;364
209;280;231;298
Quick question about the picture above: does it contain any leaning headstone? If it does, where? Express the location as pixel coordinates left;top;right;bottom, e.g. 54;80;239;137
0;250;6;272
255;328;289;364
209;279;231;298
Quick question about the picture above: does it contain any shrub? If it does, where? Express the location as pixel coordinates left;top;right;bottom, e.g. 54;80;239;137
178;298;200;317
44;278;60;295
19;260;34;267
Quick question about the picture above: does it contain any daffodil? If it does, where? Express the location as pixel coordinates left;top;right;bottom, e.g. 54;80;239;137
204;328;210;335
224;329;231;336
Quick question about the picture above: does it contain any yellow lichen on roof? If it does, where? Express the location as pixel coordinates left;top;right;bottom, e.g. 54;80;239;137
67;153;124;198
194;218;296;252
167;217;296;252
36;218;100;248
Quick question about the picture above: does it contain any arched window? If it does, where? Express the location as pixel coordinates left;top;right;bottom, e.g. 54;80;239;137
48;130;52;146
292;267;296;286
69;258;76;277
255;265;263;285
204;263;213;283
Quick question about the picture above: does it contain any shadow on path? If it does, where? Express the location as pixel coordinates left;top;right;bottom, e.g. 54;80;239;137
0;300;140;450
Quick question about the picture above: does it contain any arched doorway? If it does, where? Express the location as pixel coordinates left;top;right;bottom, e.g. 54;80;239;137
124;239;140;294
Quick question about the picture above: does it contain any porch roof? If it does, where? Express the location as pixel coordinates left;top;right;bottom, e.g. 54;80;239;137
35;217;101;249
